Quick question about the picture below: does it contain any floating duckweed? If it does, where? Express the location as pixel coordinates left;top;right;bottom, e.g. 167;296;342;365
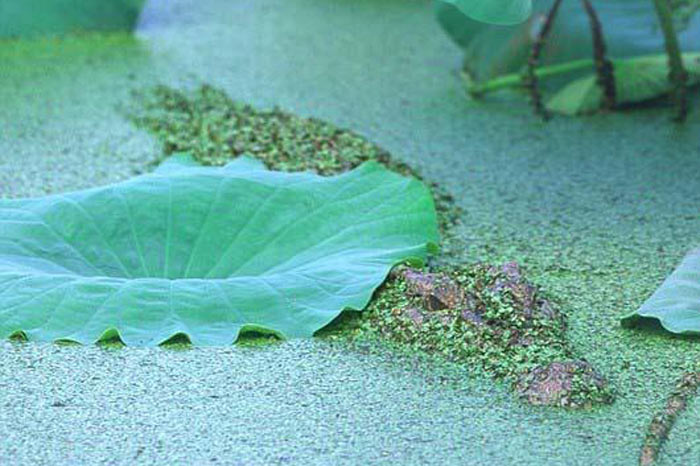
127;84;460;233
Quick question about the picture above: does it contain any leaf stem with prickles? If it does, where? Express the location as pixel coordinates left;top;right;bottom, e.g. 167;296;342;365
523;0;564;120
652;0;689;121
581;0;616;110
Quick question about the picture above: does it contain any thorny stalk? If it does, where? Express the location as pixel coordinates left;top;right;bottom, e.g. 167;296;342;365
523;0;563;120
652;0;689;121
581;0;616;110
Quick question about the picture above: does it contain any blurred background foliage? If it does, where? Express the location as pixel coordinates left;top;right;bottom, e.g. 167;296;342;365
0;0;145;39
436;0;700;82
435;0;700;116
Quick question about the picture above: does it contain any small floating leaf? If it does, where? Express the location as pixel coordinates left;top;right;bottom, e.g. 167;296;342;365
621;249;700;335
547;53;700;115
0;156;439;346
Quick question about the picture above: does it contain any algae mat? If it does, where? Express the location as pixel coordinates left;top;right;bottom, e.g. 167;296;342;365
1;0;700;464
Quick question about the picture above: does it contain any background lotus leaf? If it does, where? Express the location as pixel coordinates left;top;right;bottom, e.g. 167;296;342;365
441;0;532;26
435;0;700;82
546;52;700;114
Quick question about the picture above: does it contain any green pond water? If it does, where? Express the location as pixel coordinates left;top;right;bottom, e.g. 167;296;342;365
1;0;700;464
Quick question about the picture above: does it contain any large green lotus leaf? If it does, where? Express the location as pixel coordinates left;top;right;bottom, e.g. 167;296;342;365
0;0;145;39
0;156;439;346
441;0;532;25
546;53;700;115
435;0;700;82
621;250;700;335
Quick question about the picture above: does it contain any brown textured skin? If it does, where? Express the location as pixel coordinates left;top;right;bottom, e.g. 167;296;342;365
402;269;467;311
516;361;608;408
390;265;609;408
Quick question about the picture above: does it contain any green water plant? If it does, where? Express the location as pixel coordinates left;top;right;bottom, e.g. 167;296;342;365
622;249;700;335
471;53;700;115
0;155;438;346
437;0;699;120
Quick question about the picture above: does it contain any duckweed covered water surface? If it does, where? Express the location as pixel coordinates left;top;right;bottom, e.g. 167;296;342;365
2;0;700;463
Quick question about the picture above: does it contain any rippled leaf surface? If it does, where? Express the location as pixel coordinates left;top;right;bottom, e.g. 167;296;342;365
0;156;439;346
621;250;700;335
